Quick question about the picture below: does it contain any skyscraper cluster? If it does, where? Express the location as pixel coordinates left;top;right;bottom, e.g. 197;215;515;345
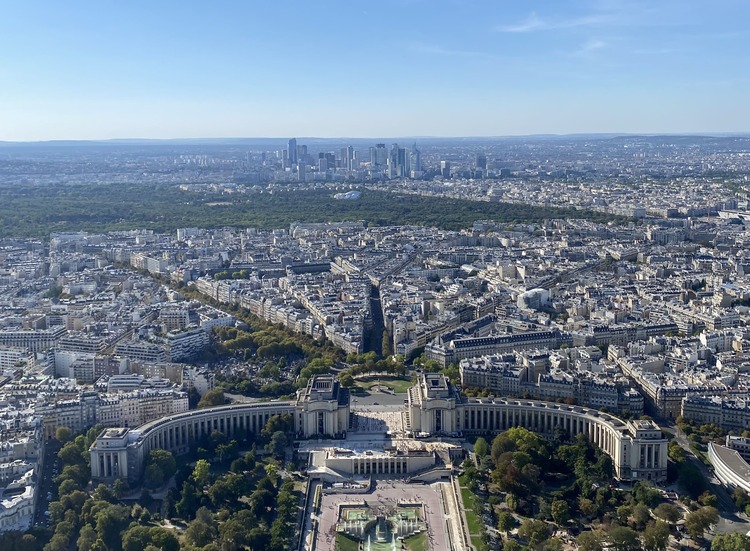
279;138;425;181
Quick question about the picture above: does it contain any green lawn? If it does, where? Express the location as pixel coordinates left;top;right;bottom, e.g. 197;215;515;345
335;533;360;551
465;507;483;535
403;531;428;551
461;487;476;508
471;535;489;551
458;475;485;541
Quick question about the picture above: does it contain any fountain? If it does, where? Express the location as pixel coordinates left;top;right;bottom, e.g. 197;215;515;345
337;502;425;550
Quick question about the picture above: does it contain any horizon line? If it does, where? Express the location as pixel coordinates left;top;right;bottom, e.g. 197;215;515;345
2;131;750;145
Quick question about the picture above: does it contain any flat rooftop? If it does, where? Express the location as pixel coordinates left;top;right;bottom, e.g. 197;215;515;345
712;443;750;481
100;427;129;439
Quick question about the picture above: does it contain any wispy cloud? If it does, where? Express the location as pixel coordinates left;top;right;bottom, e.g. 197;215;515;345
574;38;607;57
495;11;611;33
580;39;607;53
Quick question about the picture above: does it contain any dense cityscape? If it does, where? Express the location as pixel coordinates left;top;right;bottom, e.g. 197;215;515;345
0;135;749;551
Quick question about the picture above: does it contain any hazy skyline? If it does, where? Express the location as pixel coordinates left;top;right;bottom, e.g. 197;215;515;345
2;0;749;141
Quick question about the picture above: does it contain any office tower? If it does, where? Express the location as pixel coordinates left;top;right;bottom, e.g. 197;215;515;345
318;158;328;172
297;161;306;182
441;160;451;179
371;143;387;167
288;138;298;166
282;149;289;170
387;144;398;177
410;143;422;175
340;148;348;169
346;146;354;170
388;144;408;178
476;153;487;171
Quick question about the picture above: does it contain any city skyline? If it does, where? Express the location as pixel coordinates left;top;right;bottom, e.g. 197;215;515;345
2;0;749;141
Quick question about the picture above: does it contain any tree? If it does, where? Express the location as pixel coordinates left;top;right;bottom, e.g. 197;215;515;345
733;488;750;510
261;414;294;438
631;502;651;530
176;480;201;520
219;517;250;551
578;497;597;518
148;527;179;551
668;439;686;462
633;482;662;508
198;389;225;409
616;505;633;526
55;426;73;443
258;362;281;379
147;449;177;481
474;437;489;459
77;526;98;551
93;484;116;503
712;533;750;551
95;504;131;551
122;526;152;551
338;372;355;388
684;506;719;541
654;502;681;523
58;441;83;465
161;490;176;519
608;525;640;551
249;488;275;518
44;534;69;551
246;526;271;550
186;518;217;547
112;479;127;499
265;431;288;458
144;463;165;489
642;521;670;551
518;519;550;548
497;511;517;533
17;535;37;551
192;459;211;487
216;440;238;463
699;490;719;508
58;477;80;496
577;530;605;551
551;499;570;525
207;473;247;507
543;539;564;551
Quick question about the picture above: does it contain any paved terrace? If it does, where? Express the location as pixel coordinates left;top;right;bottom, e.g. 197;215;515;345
315;481;453;551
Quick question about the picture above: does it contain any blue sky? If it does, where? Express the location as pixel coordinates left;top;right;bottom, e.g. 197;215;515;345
1;0;748;140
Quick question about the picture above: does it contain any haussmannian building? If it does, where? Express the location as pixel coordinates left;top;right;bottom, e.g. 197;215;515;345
681;394;750;433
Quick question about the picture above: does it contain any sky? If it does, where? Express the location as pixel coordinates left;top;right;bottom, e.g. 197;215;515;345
1;0;749;141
